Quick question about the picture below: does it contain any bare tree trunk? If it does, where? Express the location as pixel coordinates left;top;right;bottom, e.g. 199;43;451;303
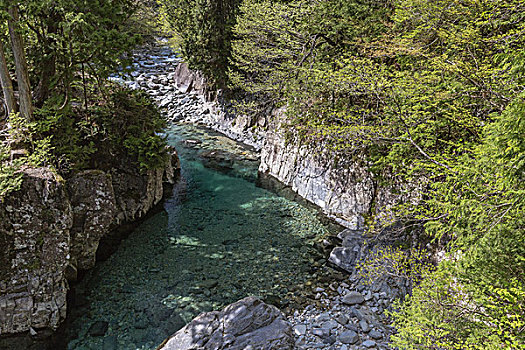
0;38;16;116
7;3;33;121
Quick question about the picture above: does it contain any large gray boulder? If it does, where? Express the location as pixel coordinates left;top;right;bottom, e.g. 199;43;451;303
159;297;294;350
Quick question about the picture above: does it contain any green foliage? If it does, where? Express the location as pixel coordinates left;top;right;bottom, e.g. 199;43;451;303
0;112;55;199
0;0;142;111
94;87;168;172
0;1;169;198
390;95;525;349
228;1;525;348
0;84;168;201
158;0;240;86
357;245;433;289
0;143;24;199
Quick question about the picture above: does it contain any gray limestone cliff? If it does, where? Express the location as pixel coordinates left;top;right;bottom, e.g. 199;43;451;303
0;168;72;337
259;117;423;229
169;62;267;150
0;148;179;343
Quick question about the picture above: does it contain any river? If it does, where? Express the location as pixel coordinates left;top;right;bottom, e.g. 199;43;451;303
61;116;340;349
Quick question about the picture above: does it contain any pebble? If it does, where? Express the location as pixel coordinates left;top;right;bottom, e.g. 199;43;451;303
322;320;339;330
294;324;307;336
360;320;370;332
369;329;383;339
312;328;325;337
339;330;359;344
335;315;349;325
363;339;377;348
342;291;365;305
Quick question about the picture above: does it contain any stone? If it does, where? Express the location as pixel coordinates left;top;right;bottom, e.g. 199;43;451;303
362;339;377;348
342;291;365;305
339;330;359;344
323;336;336;345
359;320;370;332
294;324;307;336
198;279;218;289
88;321;109;336
158;297;293;350
312;328;325;337
369;329;383;339
321;320;339;331
329;247;358;272
103;335;118;350
315;312;331;322
335;315;349;325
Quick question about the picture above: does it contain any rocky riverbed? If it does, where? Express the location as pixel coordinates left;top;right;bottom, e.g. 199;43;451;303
91;39;405;350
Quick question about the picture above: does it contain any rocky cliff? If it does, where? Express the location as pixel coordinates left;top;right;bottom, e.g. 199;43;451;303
259;118;423;229
0;149;179;345
160;55;418;230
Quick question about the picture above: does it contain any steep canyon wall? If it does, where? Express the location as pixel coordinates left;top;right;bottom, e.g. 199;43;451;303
0;150;179;342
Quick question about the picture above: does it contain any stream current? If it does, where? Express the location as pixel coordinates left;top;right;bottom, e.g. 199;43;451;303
62;120;340;349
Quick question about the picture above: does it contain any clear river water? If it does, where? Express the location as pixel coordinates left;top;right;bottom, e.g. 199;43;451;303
61;123;341;350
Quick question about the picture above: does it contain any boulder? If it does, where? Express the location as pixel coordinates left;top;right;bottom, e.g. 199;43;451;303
342;292;365;305
158;297;294;350
329;247;358;273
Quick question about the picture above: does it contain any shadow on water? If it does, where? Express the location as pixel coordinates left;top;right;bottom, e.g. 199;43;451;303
55;123;341;350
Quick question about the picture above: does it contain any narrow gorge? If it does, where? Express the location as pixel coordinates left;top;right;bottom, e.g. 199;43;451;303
2;1;523;349
62;42;409;350
1;42;409;350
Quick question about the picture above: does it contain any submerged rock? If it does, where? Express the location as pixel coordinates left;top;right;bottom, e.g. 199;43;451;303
88;320;109;336
158;297;294;350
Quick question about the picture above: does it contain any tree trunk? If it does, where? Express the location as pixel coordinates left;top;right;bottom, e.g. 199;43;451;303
7;3;33;121
33;15;58;107
0;38;16;116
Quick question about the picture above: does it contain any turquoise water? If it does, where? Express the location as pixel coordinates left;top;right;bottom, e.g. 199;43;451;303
63;124;339;350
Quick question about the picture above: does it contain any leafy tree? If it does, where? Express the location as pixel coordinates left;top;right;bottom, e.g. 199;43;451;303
159;0;240;86
230;1;525;348
391;94;525;349
0;0;141;114
0;0;168;199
